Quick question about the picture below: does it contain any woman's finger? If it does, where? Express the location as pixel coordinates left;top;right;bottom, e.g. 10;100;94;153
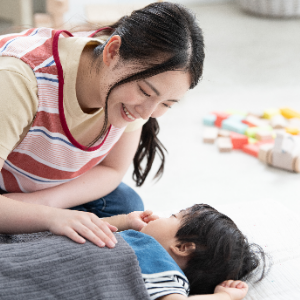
74;223;112;248
63;226;86;244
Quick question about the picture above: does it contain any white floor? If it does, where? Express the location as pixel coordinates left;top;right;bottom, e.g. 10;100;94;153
120;2;300;214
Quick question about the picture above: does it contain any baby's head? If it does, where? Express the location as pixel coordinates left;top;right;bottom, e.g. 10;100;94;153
141;204;268;295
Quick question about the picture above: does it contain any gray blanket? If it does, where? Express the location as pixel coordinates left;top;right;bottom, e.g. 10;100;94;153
0;232;150;300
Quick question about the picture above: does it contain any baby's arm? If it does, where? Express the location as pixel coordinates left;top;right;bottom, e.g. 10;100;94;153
102;210;159;231
157;281;248;300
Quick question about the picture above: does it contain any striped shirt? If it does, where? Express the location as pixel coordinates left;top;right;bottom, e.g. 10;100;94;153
120;230;190;300
143;271;189;299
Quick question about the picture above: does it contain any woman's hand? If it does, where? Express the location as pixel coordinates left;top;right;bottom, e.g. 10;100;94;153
47;208;118;248
127;210;159;231
214;280;248;300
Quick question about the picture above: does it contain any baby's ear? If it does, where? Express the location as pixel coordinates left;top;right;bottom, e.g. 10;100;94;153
170;242;196;257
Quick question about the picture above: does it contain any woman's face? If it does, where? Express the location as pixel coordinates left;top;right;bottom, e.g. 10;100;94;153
104;69;191;129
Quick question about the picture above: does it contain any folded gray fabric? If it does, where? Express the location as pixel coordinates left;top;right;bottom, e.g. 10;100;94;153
0;232;150;300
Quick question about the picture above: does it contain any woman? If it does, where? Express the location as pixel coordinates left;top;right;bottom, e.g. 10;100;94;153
0;2;205;247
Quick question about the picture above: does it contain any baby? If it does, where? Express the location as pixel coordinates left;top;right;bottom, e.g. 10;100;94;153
102;203;268;300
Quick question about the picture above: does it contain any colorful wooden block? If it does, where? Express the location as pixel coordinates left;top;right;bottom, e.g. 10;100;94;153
203;114;217;126
258;143;274;164
285;127;300;135
242;115;269;127
288;118;300;129
230;132;248;149
245;125;272;138
217;137;233;152
203;127;219;143
242;143;260;157
255;130;274;141
248;137;258;144
280;108;300;119
242;140;274;157
221;118;248;134
270;114;288;129
263;108;281;119
218;129;231;138
211;112;230;127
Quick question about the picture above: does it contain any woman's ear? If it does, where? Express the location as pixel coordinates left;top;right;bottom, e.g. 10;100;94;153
170;242;196;258
102;35;121;66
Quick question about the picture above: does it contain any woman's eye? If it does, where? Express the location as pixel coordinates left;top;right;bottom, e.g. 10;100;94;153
139;86;151;97
163;103;172;109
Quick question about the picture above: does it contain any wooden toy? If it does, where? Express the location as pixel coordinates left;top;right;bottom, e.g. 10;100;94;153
272;132;300;172
242;115;269;127
270;114;288;129
218;129;231;138
280;107;300;119
242;140;274;157
230;132;248;149
255;130;274;141
203;127;219;143
242;143;260;157
245;125;272;138
288;118;300;129
221;118;248;134
217;137;233;152
258;143;274;164
203;114;217;126
212;112;230;127
263;108;281;119
285;127;300;135
248;137;258;144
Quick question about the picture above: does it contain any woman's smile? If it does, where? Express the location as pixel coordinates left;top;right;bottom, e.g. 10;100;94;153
121;103;137;122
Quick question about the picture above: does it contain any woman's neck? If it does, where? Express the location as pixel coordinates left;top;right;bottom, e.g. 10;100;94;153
76;45;103;114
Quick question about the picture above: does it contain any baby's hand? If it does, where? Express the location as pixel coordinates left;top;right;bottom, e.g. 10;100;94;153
127;210;159;231
214;280;248;300
47;208;118;248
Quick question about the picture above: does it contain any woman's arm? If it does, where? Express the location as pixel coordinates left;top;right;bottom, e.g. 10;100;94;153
4;128;142;208
0;158;119;248
158;281;248;300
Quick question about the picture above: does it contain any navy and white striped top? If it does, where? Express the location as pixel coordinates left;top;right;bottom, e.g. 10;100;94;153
120;230;190;299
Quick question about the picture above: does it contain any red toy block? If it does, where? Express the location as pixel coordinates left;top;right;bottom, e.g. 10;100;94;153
211;112;230;128
242;119;256;127
242;143;260;157
230;132;248;149
242;140;274;157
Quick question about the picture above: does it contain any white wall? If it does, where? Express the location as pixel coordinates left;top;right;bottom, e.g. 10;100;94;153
65;0;232;25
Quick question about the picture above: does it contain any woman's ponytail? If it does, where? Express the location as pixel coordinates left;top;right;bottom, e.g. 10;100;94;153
133;118;166;187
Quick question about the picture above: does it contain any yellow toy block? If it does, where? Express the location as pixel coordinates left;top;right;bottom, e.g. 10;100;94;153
285;127;300;135
280;108;300;119
263;108;280;119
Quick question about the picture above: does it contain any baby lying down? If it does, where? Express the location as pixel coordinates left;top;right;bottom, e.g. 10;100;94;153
103;203;268;300
0;204;268;300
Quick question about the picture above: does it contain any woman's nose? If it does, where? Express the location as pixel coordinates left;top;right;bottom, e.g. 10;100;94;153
135;100;158;120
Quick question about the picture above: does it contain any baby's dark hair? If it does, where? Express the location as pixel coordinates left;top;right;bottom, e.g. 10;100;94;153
176;204;269;295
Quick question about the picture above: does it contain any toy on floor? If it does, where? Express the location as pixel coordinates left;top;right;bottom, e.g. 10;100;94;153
202;107;300;173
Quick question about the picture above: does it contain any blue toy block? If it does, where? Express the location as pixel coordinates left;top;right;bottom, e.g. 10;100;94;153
221;118;248;134
203;114;217;126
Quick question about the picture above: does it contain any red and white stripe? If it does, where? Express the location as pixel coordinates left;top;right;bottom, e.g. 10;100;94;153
0;28;125;193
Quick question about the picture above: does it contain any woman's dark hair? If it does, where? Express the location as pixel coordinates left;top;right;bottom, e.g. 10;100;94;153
89;2;205;186
176;204;270;295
